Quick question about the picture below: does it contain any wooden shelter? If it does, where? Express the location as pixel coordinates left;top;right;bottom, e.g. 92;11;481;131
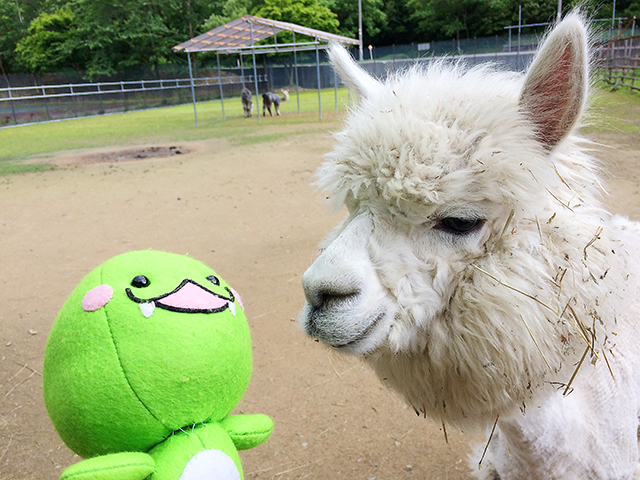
173;15;360;124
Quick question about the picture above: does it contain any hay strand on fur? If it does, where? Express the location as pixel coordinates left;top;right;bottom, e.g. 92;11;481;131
519;314;553;371
478;415;499;469
583;226;603;261
602;347;615;380
563;344;590;396
546;188;574;211
471;264;557;314
494;209;515;252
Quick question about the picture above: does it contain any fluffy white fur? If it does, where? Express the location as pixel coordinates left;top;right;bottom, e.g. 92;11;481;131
300;13;640;480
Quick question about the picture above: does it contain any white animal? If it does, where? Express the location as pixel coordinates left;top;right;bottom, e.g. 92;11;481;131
300;13;640;480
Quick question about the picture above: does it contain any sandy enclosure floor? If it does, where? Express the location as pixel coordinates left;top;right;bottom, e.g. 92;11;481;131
1;118;639;480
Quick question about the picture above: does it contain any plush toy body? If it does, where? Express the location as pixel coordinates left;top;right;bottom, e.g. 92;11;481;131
43;250;272;480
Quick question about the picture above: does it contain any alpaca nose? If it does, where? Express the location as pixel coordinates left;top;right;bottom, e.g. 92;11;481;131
302;273;361;313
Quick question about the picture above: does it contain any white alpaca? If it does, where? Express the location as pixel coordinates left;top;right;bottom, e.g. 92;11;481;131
300;13;640;480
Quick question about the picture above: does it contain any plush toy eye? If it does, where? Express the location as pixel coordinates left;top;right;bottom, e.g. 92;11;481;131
131;275;150;288
437;217;484;235
207;275;220;285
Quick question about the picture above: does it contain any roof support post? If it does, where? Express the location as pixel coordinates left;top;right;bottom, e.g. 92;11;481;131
216;53;225;120
187;51;198;126
334;68;338;113
250;21;261;124
315;38;322;120
293;31;300;113
240;54;245;87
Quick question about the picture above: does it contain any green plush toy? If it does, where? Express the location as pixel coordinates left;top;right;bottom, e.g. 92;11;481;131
43;250;273;480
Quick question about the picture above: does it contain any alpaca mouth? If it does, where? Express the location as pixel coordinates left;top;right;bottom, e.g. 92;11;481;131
328;309;386;349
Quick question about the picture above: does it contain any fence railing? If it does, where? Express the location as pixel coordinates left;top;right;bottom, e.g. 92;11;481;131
597;35;640;91
0;74;267;126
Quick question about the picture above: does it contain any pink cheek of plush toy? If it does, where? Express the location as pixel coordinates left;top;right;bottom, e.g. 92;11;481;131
231;288;244;311
82;284;114;312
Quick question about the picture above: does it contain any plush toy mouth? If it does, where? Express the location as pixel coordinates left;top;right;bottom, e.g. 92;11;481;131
125;279;237;318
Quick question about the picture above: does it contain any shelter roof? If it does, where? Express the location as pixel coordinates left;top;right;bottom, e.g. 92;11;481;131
173;15;359;54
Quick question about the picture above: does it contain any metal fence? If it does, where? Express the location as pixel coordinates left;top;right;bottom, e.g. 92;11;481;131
0;72;268;126
597;35;640;91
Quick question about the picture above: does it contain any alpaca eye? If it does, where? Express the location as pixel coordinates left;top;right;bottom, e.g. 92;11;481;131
438;217;484;234
207;275;220;285
131;275;150;288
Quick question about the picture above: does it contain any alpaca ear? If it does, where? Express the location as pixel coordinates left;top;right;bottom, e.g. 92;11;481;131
329;42;381;99
519;13;589;150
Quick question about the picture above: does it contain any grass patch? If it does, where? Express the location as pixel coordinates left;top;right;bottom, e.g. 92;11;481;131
0;162;55;175
585;85;640;135
0;88;351;165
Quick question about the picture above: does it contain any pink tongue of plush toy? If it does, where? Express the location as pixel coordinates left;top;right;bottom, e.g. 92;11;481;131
158;281;228;310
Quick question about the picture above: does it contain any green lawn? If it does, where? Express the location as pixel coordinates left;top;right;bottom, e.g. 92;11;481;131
1;84;639;175
0;88;351;173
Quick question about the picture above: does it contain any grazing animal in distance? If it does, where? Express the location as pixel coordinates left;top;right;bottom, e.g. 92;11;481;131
262;89;289;116
300;13;640;480
241;87;253;117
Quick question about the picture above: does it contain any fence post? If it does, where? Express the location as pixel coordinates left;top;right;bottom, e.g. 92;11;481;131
121;82;127;111
97;83;104;114
142;80;147;109
70;84;78;117
7;87;17;125
42;86;50;121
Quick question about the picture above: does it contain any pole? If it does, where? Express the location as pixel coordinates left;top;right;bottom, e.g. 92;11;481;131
187;52;198;126
250;22;261;124
557;0;562;21
358;0;363;61
316;39;322;119
217;53;225;121
334;68;338;113
517;5;522;71
240;54;245;87
293;31;300;113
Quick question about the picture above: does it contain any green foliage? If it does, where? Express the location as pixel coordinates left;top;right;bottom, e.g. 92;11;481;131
201;0;251;32
252;0;339;42
324;0;387;43
3;0;637;76
0;0;44;74
15;7;87;73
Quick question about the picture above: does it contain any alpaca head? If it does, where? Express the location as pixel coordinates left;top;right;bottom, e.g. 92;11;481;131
281;89;289;101
300;14;613;426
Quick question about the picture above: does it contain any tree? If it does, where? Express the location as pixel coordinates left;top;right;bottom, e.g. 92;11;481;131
0;0;49;75
324;0;387;44
252;0;340;39
15;7;88;73
201;0;251;32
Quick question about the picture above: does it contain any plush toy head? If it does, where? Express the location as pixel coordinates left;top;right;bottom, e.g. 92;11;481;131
43;250;252;459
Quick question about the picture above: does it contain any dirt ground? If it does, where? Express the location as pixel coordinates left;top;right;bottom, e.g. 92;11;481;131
1;112;640;480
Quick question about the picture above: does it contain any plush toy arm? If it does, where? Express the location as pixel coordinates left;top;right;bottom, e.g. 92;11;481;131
60;452;155;480
220;414;273;450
